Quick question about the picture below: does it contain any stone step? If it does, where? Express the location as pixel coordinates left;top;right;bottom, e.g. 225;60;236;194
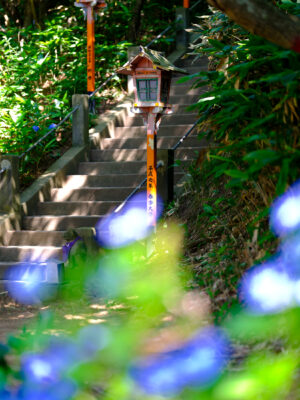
78;160;192;176
89;148;201;162
37;201;120;216
0;262;63;282
0;246;62;262
169;94;199;105
5;231;64;247
61;174;145;188
174;65;207;75
78;161;147;175
172;104;197;113
175;56;208;68
113;124;195;138
51;187;137;202
169;86;203;96
117;114;198;127
100;136;205;150
23;216;102;231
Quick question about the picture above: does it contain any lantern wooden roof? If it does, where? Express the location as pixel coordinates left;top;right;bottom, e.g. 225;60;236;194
117;46;188;76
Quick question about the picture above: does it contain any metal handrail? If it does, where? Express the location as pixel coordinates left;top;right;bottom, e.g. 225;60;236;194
190;0;203;11
172;116;202;151
113;161;164;214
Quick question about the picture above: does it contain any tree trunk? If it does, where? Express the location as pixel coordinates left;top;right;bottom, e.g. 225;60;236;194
128;0;145;43
207;0;300;53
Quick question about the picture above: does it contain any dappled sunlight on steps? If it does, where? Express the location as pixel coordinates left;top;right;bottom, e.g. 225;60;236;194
0;55;209;280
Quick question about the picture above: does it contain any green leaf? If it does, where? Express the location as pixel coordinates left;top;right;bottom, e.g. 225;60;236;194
224;169;248;180
243;149;280;163
276;158;291;196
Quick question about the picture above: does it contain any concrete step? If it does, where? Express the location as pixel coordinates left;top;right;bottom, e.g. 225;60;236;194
61;174;145;188
169;94;199;105
173;65;207;75
170;85;207;96
78;161;147;175
172;104;197;113
90;147;201;162
0;262;62;281
78;160;192;176
117;114;198;127
37;201;120;216
113;125;195;138
5;231;64;247
51;187;136;202
0;246;62;262
100;136;205;150
175;56;208;68
23;216;102;231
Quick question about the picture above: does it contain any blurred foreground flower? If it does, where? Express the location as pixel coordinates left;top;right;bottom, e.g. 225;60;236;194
130;326;230;396
32;125;40;132
270;181;300;237
239;260;294;314
96;192;163;248
4;262;61;305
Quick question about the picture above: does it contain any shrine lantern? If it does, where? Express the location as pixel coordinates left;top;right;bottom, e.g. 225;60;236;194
117;47;187;113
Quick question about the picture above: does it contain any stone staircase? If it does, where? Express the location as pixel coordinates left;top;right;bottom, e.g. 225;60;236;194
0;55;208;280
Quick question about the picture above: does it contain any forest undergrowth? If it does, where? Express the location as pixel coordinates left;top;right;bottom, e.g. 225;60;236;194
171;1;300;318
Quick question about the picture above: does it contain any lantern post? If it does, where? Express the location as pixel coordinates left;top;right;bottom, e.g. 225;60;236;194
117;47;187;236
75;0;106;98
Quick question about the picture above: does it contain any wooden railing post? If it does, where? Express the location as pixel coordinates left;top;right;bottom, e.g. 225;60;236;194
157;149;174;204
0;155;20;214
72;94;89;146
176;7;190;50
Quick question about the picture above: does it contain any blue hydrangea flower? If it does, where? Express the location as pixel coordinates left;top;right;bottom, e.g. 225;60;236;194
130;327;230;396
96;192;163;248
4;262;58;305
48;123;57;130
270;180;300;237
239;259;294;314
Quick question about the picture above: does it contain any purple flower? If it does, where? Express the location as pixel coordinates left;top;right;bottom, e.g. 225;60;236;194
32;125;40;132
48;123;57;130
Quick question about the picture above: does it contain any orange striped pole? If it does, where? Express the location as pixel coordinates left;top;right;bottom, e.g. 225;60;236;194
146;112;157;228
183;0;190;8
86;4;95;94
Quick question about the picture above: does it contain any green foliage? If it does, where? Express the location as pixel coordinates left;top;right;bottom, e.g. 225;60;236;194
187;3;300;200
0;1;180;187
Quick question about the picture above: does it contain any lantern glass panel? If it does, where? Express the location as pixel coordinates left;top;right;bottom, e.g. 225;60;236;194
137;79;158;102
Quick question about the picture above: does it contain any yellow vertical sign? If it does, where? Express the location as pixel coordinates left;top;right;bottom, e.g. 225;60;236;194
146;113;157;228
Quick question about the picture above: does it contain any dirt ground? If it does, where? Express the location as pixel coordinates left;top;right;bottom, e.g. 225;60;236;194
0;293;39;342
